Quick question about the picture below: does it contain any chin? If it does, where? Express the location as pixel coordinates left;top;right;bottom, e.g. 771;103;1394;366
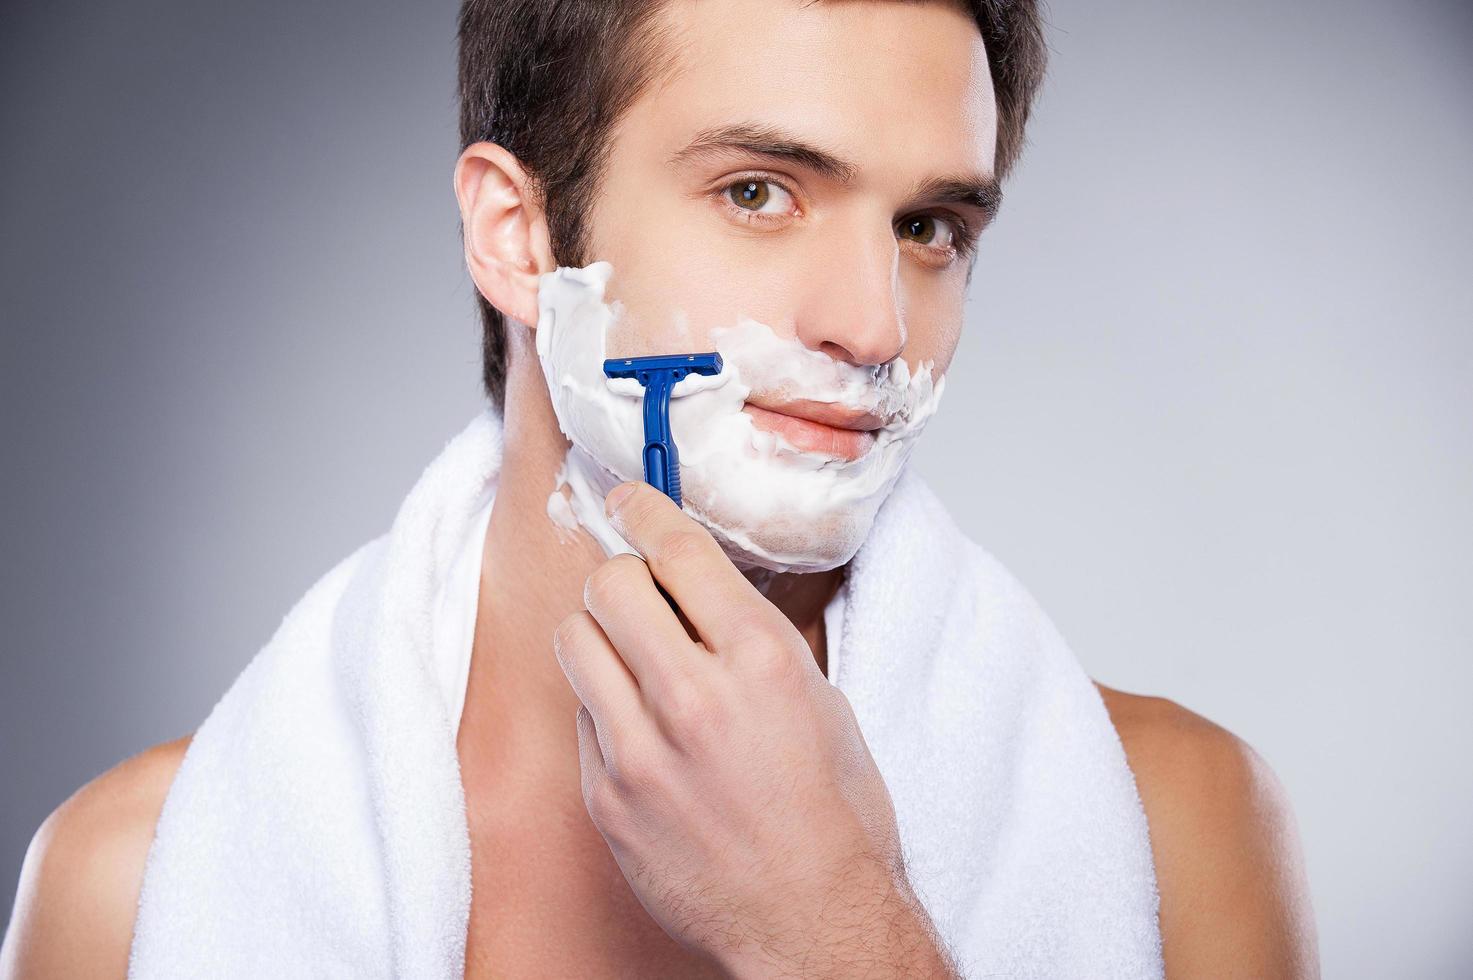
682;489;875;574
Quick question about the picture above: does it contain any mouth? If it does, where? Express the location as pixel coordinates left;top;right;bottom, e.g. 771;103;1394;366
741;396;884;461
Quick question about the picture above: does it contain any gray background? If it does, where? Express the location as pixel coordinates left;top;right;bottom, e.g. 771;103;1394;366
2;0;1469;975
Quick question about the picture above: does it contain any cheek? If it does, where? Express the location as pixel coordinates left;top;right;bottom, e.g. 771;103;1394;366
601;273;805;361
902;291;966;378
583;186;807;355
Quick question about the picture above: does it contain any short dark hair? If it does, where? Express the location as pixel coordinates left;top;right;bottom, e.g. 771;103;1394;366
456;0;1049;412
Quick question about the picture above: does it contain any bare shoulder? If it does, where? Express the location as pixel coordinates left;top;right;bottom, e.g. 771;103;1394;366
1091;680;1320;979
0;733;193;980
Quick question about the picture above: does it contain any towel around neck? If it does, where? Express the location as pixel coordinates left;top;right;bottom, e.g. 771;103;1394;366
128;404;1164;979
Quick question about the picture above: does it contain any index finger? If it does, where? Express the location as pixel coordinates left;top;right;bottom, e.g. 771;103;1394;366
604;481;785;651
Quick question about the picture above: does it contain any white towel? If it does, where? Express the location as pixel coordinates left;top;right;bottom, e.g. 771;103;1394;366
128;404;1164;978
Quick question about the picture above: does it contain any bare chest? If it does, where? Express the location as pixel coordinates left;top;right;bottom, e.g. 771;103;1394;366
453;623;729;978
459;784;726;979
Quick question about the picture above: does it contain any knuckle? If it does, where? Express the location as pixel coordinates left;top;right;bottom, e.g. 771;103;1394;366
661;679;711;738
739;619;798;666
609;742;653;796
670;691;729;754
552;611;588;658
619;488;663;531
584;554;647;612
656;527;710;567
583;559;622;610
738;616;785;648
745;633;809;688
751;645;798;683
583;771;620;824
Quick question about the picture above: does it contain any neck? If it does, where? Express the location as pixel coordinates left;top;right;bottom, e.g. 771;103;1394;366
457;336;844;767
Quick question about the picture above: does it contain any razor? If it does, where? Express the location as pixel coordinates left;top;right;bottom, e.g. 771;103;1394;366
602;352;724;509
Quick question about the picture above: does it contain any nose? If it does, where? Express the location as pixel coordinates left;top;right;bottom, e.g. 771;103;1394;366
794;220;906;367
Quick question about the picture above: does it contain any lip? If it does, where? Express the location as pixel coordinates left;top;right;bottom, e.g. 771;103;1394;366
742;397;884;461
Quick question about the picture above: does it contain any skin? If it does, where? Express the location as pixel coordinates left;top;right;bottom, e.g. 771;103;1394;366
0;0;1320;977
556;481;951;976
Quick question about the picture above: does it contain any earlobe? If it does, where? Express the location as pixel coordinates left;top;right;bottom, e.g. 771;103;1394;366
453;141;554;329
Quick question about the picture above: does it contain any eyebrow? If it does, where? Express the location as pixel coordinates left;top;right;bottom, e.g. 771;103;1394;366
666;121;1002;223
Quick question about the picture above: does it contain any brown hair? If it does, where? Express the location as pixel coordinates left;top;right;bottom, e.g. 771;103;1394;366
457;0;1048;412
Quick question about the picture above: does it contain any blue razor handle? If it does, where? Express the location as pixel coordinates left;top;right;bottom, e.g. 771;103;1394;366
602;352;724;509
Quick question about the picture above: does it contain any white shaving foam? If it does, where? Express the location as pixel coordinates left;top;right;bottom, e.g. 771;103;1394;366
535;260;945;573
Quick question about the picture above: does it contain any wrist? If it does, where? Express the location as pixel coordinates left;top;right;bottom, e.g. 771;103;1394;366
714;875;959;980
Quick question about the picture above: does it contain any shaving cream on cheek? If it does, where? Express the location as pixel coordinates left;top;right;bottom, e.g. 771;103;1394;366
535;260;946;573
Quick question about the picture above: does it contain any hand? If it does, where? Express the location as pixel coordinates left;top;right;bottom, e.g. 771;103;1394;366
552;481;957;977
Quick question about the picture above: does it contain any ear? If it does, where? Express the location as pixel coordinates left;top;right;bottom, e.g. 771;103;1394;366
453;141;555;329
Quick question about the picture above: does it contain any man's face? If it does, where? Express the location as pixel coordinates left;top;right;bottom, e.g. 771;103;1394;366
537;0;999;572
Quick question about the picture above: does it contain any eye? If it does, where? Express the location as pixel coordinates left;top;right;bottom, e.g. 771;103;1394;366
721;177;796;217
898;214;962;250
899;213;981;263
712;175;979;261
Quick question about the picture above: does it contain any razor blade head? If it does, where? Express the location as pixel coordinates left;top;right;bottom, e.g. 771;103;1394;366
600;352;723;509
602;352;723;384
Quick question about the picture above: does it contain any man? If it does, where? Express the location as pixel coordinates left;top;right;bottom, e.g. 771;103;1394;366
2;0;1318;977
